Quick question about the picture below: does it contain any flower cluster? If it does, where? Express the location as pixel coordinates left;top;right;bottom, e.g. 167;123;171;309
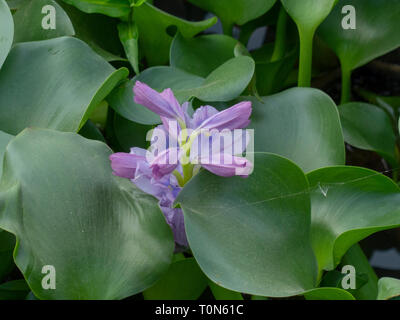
110;81;253;248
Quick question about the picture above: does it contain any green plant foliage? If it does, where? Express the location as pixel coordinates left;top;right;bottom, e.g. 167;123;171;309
61;0;131;17
249;88;345;172
0;0;13;68
308;166;400;274
318;0;400;103
339;102;397;164
143;257;208;300
133;2;217;65
0;280;30;300
0;129;174;299
12;0;75;43
251;43;297;95
187;0;277;34
170;33;238;78
108;56;255;124
0;37;128;135
177;153;318;297
377;277;400;300
0;0;399;302
281;0;338;86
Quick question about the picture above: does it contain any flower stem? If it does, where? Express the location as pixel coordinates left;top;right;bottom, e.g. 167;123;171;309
298;28;314;87
340;67;352;104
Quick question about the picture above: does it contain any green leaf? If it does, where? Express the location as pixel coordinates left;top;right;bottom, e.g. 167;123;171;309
0;132;14;282
319;0;400;73
0;130;13;177
281;0;337;32
318;0;400;102
377;277;400;300
133;2;217;65
303;287;355;300
143;257;208;300
0;128;174;299
113;113;150;152
252;43;297;95
118;20;139;74
340;244;378;300
78;120;106;143
187;0;277;33
249;88;345;172
209;281;243;300
0;229;15;281
12;0;75;43
176;153;317;297
58;1;125;62
60;0;130;17
170;33;238;78
307;166;400;274
338;102;396;164
0;37;128;135
0;280;30;300
0;0;13;68
108;56;255;125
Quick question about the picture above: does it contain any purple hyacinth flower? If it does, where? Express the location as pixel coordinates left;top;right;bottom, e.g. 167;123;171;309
199;153;253;177
133;81;185;121
109;152;146;179
196;101;252;131
149;147;180;180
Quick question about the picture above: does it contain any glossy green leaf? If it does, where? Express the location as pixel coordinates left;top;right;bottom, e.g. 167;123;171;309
176;153;317;297
108;56;255;125
133;2;217;65
118;20;139;74
60;0;130;17
319;0;400;72
0;280;30;300
0;0;13;68
338;102;396;164
0;128;174;299
303;287;355;300
170;33;238;78
377;277;400;300
12;0;75;43
307;166;400;274
281;0;337;32
249;88;345;172
0;37;128;135
187;0;277;33
143;257;208;300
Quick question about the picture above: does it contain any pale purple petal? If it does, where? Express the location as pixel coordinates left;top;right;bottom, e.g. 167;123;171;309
197;101;252;131
199;153;253;177
162;206;188;247
150;148;180;180
109;152;145;179
133;81;184;120
191;105;219;128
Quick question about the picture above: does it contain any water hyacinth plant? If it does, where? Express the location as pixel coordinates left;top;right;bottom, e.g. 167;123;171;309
0;0;399;302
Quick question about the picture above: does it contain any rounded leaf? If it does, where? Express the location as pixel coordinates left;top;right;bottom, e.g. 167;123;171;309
0;129;174;299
